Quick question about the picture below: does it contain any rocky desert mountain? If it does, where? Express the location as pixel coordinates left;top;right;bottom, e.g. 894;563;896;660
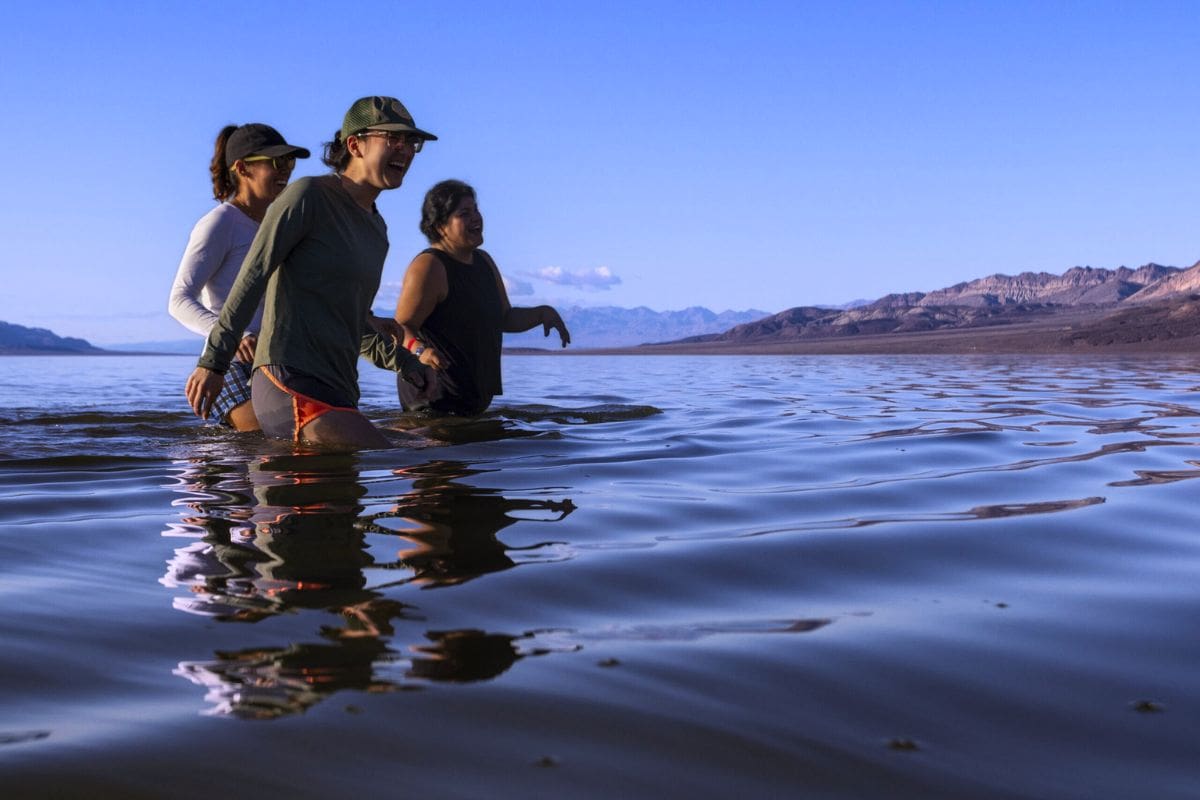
1125;260;1200;303
919;264;1178;307
663;262;1200;351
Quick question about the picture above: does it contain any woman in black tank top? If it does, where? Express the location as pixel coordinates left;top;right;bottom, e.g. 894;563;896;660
391;180;571;416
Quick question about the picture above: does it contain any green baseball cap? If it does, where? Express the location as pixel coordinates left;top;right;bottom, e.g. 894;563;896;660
341;96;438;142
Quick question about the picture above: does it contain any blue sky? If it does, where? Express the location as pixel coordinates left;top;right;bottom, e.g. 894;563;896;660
2;1;1198;345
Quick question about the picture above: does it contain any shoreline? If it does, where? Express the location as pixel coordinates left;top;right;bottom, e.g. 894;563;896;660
512;305;1200;356
11;307;1200;358
509;329;1200;356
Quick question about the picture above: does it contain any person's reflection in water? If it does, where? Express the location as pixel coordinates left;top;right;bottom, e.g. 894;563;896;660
177;628;551;719
163;455;577;719
166;454;418;717
407;629;524;682
360;460;575;588
176;638;398;720
164;454;384;622
162;458;265;619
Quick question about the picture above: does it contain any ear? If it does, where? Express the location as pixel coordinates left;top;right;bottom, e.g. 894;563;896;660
230;159;249;177
346;134;364;158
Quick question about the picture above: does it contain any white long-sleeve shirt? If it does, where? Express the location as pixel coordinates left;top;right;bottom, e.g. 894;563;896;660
168;202;264;337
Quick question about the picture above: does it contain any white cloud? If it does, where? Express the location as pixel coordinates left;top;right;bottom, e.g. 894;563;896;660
503;275;535;296
536;265;621;291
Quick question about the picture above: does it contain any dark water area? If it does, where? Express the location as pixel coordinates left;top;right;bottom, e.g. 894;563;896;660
2;354;1199;798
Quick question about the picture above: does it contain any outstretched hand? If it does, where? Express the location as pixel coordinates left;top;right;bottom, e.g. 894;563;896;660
185;367;226;420
541;306;570;347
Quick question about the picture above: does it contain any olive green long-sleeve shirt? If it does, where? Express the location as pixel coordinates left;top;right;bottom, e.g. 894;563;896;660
198;175;389;405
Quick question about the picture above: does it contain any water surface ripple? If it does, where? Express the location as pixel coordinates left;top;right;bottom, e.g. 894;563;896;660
1;354;1198;799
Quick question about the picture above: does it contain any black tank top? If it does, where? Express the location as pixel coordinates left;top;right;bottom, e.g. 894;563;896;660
398;248;504;415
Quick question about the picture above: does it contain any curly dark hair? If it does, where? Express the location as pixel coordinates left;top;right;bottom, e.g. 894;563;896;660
419;179;476;244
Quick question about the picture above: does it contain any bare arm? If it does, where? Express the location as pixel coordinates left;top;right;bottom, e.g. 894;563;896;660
503;305;571;347
480;250;570;347
393;251;449;369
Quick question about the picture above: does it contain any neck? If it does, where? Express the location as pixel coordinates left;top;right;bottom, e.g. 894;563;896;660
338;172;381;211
230;194;267;223
435;242;475;263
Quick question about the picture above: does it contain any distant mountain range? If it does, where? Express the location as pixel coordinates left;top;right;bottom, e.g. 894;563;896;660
8;260;1200;356
665;262;1200;351
0;321;105;354
501;305;772;349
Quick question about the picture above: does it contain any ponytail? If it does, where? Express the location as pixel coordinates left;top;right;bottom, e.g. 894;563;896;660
322;129;352;173
209;124;239;201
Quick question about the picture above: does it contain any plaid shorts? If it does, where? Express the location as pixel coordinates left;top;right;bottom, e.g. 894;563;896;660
208;359;253;426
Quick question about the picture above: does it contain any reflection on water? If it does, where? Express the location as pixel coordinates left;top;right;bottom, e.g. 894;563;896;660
174;628;547;720
364;460;575;587
7;356;1200;797
383;403;661;444
163;453;576;718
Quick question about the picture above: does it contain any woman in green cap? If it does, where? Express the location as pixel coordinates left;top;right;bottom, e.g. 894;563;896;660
185;96;433;449
169;123;309;431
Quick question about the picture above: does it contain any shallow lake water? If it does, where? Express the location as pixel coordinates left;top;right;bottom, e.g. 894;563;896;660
1;353;1198;798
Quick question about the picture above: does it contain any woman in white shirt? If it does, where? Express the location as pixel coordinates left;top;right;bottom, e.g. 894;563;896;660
168;123;310;430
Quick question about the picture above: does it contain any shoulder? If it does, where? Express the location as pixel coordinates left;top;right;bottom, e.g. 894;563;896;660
192;202;226;227
408;249;447;277
259;177;331;229
272;176;330;210
190;202;253;241
403;251;450;297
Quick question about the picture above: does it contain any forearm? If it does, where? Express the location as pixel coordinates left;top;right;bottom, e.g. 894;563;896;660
361;331;401;370
395;321;423;343
169;233;224;337
197;185;306;372
198;267;266;373
503;305;550;333
167;288;220;337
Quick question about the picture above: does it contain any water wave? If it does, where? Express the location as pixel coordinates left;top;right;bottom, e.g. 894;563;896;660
4;355;1200;799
